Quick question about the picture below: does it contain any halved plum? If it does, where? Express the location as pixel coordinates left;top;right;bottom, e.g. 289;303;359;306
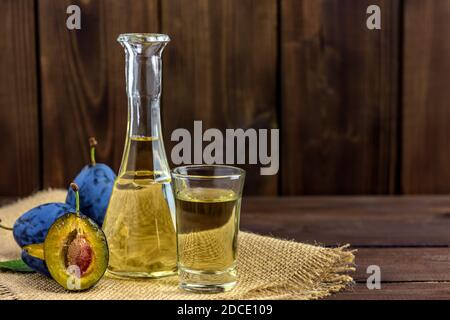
44;212;109;291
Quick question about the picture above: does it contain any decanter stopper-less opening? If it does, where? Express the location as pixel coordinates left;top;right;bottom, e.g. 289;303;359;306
102;34;177;279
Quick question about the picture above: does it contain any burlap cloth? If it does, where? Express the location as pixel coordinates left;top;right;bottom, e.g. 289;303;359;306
0;190;355;300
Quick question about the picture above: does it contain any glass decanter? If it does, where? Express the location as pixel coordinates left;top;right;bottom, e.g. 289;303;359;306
103;34;177;279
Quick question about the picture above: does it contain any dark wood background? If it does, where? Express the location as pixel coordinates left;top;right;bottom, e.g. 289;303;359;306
0;0;449;197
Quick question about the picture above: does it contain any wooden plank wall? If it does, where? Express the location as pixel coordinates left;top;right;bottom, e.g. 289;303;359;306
281;0;400;195
38;0;160;188
402;0;450;194
0;0;40;197
0;0;449;197
161;0;278;195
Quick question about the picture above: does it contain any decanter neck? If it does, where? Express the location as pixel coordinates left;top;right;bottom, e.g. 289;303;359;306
119;34;169;138
117;34;172;180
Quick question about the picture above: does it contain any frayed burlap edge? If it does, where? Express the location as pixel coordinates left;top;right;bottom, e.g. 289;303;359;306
0;283;17;300
238;243;355;300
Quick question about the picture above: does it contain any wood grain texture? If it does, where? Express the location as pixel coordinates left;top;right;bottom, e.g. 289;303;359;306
0;0;40;197
38;0;159;188
161;0;278;195
329;282;450;300
281;0;400;195
402;0;450;194
241;196;450;246
354;248;450;282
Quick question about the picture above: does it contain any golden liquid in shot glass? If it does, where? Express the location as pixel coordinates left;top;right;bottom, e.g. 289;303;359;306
176;187;240;293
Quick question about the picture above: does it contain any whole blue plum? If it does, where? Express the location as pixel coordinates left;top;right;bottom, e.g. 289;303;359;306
13;203;73;247
66;163;115;227
21;250;50;276
65;138;116;227
11;203;74;275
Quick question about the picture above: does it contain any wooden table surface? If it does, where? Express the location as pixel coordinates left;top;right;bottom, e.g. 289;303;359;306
2;196;450;300
240;196;450;300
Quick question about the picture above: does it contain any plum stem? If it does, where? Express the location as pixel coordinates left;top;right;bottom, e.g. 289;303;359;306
70;183;80;215
0;218;13;231
89;137;97;166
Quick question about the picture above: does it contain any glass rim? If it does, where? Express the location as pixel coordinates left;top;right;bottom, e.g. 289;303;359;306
171;165;246;180
117;33;170;44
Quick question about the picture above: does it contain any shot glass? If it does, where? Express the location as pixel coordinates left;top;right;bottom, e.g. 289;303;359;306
172;165;245;293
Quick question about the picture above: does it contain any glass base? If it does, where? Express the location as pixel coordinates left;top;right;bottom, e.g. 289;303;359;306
106;268;177;280
179;267;237;293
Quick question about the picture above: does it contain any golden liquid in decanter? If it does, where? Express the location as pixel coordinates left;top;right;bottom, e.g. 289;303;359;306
103;137;177;278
